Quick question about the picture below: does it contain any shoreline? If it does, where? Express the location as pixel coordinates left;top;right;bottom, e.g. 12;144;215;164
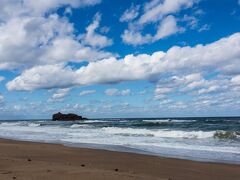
1;136;240;165
0;138;239;180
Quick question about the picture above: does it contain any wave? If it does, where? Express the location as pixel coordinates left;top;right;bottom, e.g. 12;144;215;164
84;120;109;123
27;123;41;127
214;131;240;139
205;119;240;124
142;119;196;123
102;127;214;139
0;121;42;127
70;124;91;128
133;119;197;128
0;122;27;126
136;142;240;154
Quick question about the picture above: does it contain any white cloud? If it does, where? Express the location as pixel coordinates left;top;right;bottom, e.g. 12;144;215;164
41;37;112;63
52;88;70;99
6;33;240;91
121;30;153;46
48;88;71;102
155;15;180;40
231;75;240;85
0;0;111;70
122;15;181;45
79;13;113;48
198;85;219;94
79;90;96;96
7;64;79;91
120;0;199;45
139;0;197;25
120;5;140;22
0;0;101;20
154;87;173;99
154;73;225;101
105;88;131;96
0;15;72;69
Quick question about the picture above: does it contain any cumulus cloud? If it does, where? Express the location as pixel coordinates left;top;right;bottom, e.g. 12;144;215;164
154;73;225;101
48;88;71;102
52;88;70;99
231;75;240;85
120;5;140;22
79;13;113;48
121;30;153;46
0;0;112;70
122;15;181;45
120;0;199;45
7;64;79;90
138;0;197;25
0;0;101;20
155;15;180;40
41;36;113;64
0;15;71;69
105;88;131;96
6;33;240;91
154;87;173;99
79;90;96;96
153;70;240;113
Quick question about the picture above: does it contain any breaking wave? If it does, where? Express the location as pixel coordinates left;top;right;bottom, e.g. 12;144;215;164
102;127;214;139
214;131;240;139
70;124;91;128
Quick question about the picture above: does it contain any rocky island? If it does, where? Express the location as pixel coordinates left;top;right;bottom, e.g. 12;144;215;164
52;112;87;121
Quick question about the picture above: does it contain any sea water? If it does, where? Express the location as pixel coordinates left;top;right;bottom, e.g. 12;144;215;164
0;117;239;164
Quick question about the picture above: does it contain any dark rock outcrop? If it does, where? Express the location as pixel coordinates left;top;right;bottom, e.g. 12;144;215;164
52;112;87;121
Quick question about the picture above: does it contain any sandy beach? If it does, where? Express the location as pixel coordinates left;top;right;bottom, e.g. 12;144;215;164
0;139;239;180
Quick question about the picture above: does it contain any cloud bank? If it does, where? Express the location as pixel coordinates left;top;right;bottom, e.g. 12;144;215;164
7;33;240;91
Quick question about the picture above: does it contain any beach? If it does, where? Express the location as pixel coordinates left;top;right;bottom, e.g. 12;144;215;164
0;118;240;164
0;139;239;180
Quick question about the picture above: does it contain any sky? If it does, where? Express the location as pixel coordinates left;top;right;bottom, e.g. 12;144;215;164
0;0;240;119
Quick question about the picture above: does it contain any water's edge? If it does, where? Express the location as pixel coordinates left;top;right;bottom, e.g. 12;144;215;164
0;118;239;165
1;136;239;165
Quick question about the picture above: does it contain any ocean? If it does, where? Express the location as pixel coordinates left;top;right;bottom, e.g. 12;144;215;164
0;117;239;164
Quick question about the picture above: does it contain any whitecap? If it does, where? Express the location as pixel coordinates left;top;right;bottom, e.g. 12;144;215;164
102;127;214;139
27;123;41;127
70;124;91;128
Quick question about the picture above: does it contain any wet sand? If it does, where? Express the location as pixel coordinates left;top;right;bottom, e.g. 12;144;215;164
0;139;239;180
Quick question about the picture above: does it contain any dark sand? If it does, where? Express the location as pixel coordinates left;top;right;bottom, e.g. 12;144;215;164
0;139;239;180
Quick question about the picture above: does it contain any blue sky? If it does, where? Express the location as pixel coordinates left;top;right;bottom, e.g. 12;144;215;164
0;0;240;119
